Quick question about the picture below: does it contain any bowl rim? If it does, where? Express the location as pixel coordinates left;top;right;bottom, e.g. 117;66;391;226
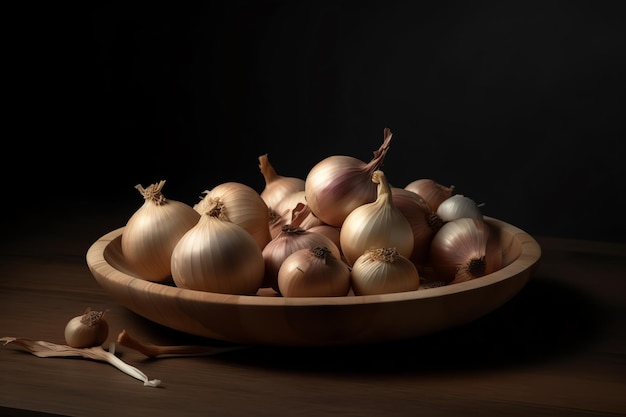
86;216;542;308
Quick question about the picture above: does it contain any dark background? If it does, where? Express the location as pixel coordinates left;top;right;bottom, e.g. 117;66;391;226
4;1;625;243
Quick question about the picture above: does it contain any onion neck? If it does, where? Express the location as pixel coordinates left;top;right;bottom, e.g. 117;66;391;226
372;170;393;204
135;180;167;205
364;128;393;173
258;154;279;184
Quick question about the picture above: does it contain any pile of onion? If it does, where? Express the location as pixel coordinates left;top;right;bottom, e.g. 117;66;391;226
117;128;507;297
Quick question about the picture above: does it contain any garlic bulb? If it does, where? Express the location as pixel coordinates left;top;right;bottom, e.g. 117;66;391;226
258;153;305;211
121;180;200;282
429;218;502;284
391;187;443;266
305;128;393;227
277;246;351;297
171;200;265;295
196;181;271;250
436;194;483;222
64;307;109;348
340;170;414;266
350;248;420;295
262;206;342;292
404;178;455;212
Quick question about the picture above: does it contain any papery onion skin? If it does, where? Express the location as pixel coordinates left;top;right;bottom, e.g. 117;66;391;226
121;180;200;282
340;170;414;266
258;154;305;211
429;217;500;284
404;179;455;212
274;190;324;230
195;181;271;250
304;128;393;227
278;246;351;297
350;248;420;296
171;205;265;295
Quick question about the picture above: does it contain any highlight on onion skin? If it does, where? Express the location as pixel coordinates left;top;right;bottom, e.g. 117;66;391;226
429;217;502;284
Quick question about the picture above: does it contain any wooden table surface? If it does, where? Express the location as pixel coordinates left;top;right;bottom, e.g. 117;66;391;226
1;203;625;417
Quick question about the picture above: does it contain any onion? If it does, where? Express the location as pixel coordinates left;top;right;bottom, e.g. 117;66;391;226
121;180;200;282
350;248;420;295
429;218;502;284
304;128;393;227
404;179;455;212
171;200;265;295
436;194;483;222
262;204;342;292
391;187;442;267
258;153;305;211
64;307;109;348
340;170;414;266
277;246;351;297
195;181;271;250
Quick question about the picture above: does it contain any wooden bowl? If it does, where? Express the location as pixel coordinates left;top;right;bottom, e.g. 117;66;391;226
86;217;541;347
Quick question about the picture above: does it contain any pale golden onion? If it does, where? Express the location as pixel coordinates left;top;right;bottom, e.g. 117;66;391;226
429;217;502;284
121;180;200;282
171;200;265;295
404;178;455;212
277;246;351;297
350;248;420;296
304;128;393;227
195;181;271;250
340;170;414;266
258;153;305;211
391;187;443;266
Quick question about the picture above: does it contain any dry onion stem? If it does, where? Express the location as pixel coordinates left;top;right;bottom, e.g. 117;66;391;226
1;336;161;387
117;330;248;358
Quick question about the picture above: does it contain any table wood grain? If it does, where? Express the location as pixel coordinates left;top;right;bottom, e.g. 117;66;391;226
1;205;625;417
